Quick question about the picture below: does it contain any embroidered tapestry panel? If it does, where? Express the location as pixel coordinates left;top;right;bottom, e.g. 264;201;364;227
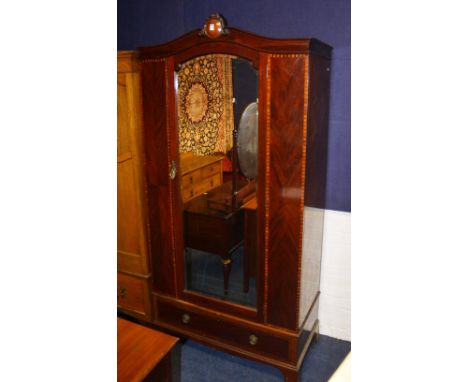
177;55;234;155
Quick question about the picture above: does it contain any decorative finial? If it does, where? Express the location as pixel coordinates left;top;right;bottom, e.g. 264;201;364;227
199;13;229;39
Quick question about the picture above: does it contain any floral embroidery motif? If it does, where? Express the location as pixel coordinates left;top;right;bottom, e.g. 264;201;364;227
185;83;208;123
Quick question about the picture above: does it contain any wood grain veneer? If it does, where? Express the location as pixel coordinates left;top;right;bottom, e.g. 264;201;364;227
156;298;290;362
118;317;178;382
117;272;152;320
117;51;152;322
136;19;332;382
265;54;308;331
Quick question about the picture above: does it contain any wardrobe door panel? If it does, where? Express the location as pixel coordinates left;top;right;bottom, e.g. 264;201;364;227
141;59;177;296
265;55;309;330
175;54;259;308
117;74;132;156
117;160;142;257
117;54;150;276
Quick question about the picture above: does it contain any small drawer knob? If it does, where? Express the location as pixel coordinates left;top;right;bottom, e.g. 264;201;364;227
249;334;258;346
118;287;126;299
182;313;191;324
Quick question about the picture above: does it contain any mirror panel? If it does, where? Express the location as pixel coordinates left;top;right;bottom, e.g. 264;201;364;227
237;102;258;180
176;54;258;308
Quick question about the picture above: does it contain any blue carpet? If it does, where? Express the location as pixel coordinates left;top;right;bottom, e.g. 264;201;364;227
117;312;350;381
180;335;350;382
186;246;257;307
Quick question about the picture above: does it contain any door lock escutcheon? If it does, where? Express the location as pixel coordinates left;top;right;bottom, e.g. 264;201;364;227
170;160;177;180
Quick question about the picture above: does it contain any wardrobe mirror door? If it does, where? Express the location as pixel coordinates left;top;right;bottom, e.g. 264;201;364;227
176;54;258;308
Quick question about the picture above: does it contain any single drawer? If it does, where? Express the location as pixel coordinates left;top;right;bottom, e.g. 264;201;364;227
117;272;151;318
182;186;196;202
182;186;205;202
182;175;221;202
201;161;221;179
200;173;222;193
156;299;290;362
181;170;200;189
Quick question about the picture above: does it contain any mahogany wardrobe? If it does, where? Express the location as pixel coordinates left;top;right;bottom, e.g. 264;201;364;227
117;14;332;382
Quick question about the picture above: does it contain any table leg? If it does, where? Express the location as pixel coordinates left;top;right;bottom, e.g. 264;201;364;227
281;368;299;382
243;256;250;293
222;257;232;295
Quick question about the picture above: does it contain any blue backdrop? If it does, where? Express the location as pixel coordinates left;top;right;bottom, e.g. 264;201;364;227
118;0;350;212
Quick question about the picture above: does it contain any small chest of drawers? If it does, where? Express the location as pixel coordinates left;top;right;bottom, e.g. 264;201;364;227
180;153;223;202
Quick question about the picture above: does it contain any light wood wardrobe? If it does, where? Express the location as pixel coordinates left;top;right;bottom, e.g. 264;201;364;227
117;51;152;321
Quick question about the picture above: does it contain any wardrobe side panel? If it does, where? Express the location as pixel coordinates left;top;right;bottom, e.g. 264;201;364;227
304;55;331;208
299;54;331;326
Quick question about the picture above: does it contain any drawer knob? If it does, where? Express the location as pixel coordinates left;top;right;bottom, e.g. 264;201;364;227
182;313;191;324
118;287;126;299
249;334;258;346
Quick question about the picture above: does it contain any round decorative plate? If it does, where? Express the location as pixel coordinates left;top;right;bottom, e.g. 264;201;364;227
237;102;258;179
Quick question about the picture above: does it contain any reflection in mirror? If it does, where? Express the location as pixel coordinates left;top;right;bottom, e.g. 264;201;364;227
177;55;258;308
238;102;258;180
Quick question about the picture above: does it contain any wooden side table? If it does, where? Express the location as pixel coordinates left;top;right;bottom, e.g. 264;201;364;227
183;180;245;295
117;318;180;382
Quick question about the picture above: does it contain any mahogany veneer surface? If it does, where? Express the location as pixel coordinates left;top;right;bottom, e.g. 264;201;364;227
138;20;332;382
117;318;178;382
